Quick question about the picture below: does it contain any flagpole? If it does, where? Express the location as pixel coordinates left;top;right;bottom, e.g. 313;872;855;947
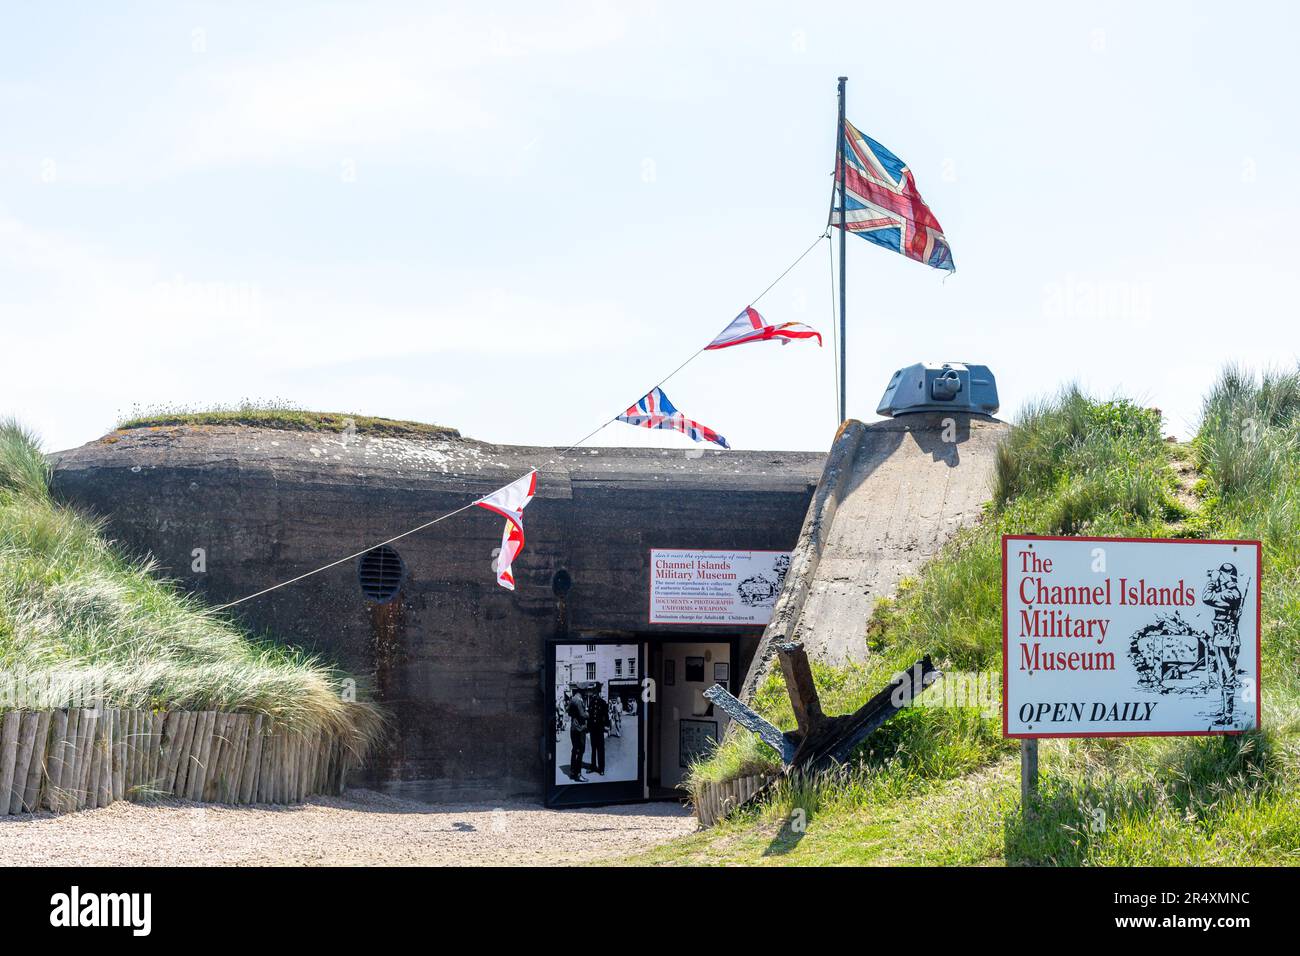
836;76;848;424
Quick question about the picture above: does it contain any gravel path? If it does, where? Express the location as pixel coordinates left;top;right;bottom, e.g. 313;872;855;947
0;789;696;866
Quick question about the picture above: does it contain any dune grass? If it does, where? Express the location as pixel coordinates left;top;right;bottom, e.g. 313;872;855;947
642;375;1300;866
0;419;382;755
115;399;457;440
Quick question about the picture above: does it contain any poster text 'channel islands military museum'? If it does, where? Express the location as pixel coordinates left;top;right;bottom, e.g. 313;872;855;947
649;550;790;626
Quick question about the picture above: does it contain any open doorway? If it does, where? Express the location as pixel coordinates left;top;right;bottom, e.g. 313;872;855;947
647;638;735;798
545;635;740;806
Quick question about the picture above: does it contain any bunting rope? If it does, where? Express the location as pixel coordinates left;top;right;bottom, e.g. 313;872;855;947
210;502;482;611
211;232;830;612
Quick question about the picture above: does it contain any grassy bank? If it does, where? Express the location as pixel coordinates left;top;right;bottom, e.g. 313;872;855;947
0;419;381;754
116;399;457;440
634;372;1300;866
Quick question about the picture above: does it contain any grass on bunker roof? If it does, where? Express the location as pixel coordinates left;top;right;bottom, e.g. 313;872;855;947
115;399;458;440
0;418;382;752
628;371;1300;866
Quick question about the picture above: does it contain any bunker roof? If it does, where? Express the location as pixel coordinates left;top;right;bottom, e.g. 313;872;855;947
54;423;825;497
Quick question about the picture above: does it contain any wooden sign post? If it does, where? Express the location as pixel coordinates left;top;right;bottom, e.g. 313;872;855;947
1020;738;1037;819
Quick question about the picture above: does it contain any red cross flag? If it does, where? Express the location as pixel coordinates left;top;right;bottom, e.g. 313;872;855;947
705;307;821;350
476;470;537;590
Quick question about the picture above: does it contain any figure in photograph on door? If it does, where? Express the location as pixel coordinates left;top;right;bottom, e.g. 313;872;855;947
567;691;589;782
588;686;609;775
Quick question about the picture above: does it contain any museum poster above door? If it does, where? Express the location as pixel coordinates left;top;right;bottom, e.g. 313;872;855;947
649;549;791;625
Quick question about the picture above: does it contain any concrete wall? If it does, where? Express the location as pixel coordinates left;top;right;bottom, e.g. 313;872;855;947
740;413;1009;698
52;426;821;802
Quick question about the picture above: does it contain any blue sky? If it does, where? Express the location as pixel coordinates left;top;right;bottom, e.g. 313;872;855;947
2;1;1296;453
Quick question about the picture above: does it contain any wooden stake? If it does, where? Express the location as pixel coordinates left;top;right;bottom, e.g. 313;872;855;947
218;712;238;801
156;712;179;795
112;708;126;802
226;714;246;801
228;716;250;803
167;711;195;795
22;710;53;813
101;709;113;804
134;709;146;792
120;709;132;795
9;713;40;814
176;711;200;800
216;714;235;802
0;712;20;815
62;710;82;812
201;713;223;802
181;711;202;800
161;711;183;796
273;725;283;804
190;711;216;801
147;712;162;792
124;710;138;795
240;715;264;805
74;711;99;809
294;731;306;801
279;728;289;806
88;713;106;808
57;708;82;812
100;712;114;807
259;722;276;804
209;712;232;806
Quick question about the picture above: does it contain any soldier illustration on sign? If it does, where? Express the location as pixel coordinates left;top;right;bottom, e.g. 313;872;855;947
1203;562;1246;724
1127;561;1249;725
737;554;791;608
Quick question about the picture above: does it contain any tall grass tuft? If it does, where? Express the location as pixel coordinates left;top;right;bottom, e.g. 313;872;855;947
0;420;382;754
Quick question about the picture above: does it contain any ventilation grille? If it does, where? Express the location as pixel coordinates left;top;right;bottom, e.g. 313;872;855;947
358;545;404;603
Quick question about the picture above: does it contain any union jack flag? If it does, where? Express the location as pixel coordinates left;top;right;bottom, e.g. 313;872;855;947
616;387;730;449
831;119;954;272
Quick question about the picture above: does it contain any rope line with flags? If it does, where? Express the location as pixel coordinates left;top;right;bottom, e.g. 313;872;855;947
211;232;831;609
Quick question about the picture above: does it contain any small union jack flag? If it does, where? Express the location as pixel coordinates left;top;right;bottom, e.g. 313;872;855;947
616;387;730;449
831;119;954;272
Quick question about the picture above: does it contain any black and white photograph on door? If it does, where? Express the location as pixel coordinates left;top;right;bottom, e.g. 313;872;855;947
554;644;640;786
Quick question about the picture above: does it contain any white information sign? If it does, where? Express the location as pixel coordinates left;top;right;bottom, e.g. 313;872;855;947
1002;535;1261;738
649;549;790;625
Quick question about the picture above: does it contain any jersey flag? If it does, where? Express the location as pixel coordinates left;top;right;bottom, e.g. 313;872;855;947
830;119;955;272
615;387;730;449
705;307;822;350
475;469;537;590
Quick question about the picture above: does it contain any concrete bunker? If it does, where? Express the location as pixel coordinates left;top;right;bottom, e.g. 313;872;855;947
52;422;821;804
51;395;1005;806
